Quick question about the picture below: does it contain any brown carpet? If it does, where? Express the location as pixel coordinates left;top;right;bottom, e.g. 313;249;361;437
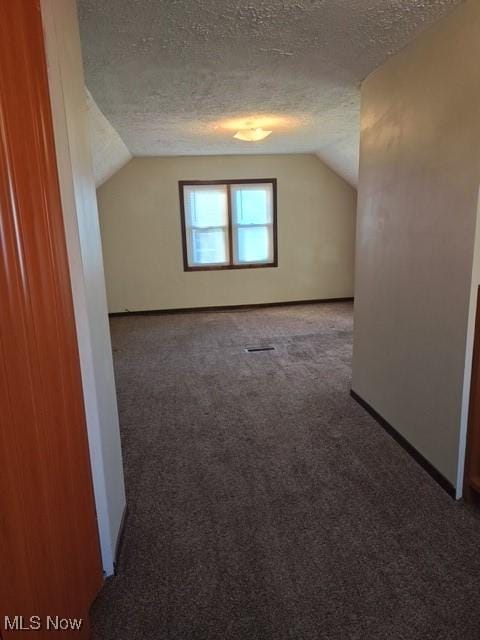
91;302;480;639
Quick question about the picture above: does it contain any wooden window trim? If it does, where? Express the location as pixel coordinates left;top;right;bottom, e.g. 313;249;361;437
179;178;278;272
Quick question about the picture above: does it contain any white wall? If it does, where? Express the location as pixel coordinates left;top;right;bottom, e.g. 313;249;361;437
41;0;126;575
457;190;480;495
97;154;357;312
352;0;480;493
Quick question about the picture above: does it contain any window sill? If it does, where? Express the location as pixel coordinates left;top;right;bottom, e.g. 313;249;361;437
184;262;278;272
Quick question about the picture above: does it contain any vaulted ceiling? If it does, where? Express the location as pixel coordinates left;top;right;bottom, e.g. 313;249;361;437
78;0;461;186
86;88;131;186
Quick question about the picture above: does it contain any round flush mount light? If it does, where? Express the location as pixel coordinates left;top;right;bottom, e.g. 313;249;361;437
233;127;272;142
212;114;301;140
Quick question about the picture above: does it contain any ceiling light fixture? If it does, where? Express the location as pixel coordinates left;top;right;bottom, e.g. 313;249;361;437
233;127;272;142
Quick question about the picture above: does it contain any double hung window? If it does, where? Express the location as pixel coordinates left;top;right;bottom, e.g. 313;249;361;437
179;179;277;271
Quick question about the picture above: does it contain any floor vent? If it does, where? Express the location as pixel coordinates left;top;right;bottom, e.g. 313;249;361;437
245;346;276;353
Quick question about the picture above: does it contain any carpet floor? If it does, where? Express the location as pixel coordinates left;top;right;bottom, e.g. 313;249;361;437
91;302;480;640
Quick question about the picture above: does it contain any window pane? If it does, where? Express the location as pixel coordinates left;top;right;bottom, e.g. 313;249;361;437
184;186;228;228
236;226;272;263
181;181;276;269
191;228;228;265
231;184;272;225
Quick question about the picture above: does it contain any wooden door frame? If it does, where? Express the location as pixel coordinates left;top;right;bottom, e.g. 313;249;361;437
0;1;102;636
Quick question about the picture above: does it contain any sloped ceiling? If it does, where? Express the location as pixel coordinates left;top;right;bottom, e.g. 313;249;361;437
78;0;461;186
86;88;131;187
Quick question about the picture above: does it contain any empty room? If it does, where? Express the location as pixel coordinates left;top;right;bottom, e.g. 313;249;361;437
2;1;480;639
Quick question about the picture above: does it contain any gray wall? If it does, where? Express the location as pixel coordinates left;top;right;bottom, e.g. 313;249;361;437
352;0;480;490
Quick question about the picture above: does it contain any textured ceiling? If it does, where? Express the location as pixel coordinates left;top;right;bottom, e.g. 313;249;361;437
86;89;131;186
77;0;461;185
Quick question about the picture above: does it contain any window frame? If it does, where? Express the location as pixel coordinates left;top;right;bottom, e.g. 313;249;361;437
179;178;278;272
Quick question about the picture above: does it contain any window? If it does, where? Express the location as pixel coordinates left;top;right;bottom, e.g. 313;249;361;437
179;179;277;271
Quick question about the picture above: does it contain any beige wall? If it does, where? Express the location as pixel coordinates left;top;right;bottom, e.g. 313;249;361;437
352;0;480;491
97;154;356;312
